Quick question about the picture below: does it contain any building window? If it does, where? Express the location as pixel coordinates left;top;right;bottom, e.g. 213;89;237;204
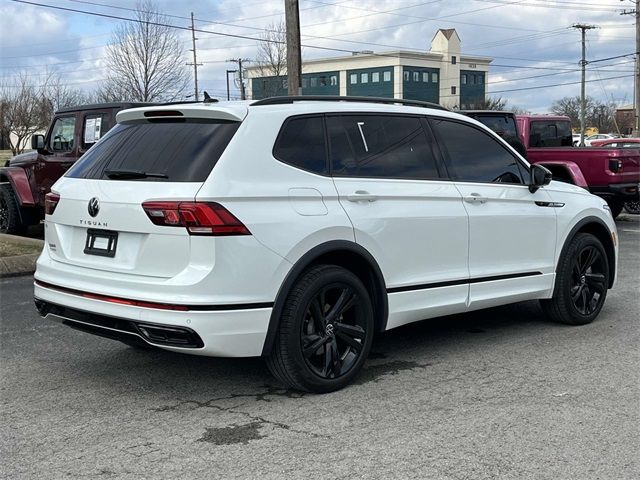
302;78;308;88
412;71;418;82
383;71;391;82
451;86;457;95
432;72;438;83
320;76;327;86
330;75;337;85
461;74;467;85
282;79;287;89
310;77;318;87
403;71;409;81
470;75;475;85
361;73;369;83
372;72;380;82
477;75;484;84
350;74;357;84
423;72;429;83
452;56;457;65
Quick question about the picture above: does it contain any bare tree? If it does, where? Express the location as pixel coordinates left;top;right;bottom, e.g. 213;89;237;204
98;0;190;102
551;95;617;132
463;96;508;111
0;73;51;155
254;21;287;98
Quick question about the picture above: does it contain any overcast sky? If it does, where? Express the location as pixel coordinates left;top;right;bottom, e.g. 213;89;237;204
0;0;635;112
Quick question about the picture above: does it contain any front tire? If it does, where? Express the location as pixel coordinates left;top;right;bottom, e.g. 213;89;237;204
267;265;374;393
607;198;624;219
541;233;609;325
0;184;25;235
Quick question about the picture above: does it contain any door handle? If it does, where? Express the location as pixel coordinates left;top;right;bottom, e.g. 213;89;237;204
463;193;488;204
346;190;378;202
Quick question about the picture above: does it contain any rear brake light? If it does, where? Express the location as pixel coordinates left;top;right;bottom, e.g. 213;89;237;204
608;159;623;173
45;193;60;215
142;201;250;236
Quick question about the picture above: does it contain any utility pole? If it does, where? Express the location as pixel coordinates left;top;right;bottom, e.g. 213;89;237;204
573;24;597;146
186;12;203;102
227;59;250;100
622;1;639;136
285;0;302;96
226;70;237;101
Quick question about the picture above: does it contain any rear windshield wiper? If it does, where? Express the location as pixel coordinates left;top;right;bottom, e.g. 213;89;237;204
104;169;168;180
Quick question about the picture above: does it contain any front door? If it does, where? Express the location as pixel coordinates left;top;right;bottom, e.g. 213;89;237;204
35;114;79;205
430;117;557;310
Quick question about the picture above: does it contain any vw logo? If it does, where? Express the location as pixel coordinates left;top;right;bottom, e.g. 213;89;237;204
88;197;100;217
325;324;334;336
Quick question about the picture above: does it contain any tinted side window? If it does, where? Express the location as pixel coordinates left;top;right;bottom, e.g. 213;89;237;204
529;121;573;147
66;120;240;182
431;118;524;184
273;116;327;174
327;115;440;179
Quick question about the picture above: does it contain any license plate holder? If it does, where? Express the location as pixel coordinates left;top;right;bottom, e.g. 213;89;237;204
84;229;118;258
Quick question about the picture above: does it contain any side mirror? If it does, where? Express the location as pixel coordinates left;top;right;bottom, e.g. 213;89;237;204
31;134;45;151
529;164;552;193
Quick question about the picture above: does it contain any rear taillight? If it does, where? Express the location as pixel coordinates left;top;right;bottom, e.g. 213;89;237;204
142;201;250;236
45;193;60;215
608;159;623;173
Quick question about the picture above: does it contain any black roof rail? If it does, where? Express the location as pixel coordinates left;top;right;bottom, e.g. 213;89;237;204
250;95;448;111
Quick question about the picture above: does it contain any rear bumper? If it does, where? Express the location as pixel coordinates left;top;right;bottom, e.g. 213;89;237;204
589;183;640;200
34;281;271;357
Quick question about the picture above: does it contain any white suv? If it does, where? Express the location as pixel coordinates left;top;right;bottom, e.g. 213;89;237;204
34;97;618;392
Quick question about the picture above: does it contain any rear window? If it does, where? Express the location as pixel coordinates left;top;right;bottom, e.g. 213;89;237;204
66;120;240;182
468;114;518;139
273;116;327;174
529;121;573;147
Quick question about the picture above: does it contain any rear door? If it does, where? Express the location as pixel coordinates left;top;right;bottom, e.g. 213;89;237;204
430;117;557;310
47;117;240;278
327;113;470;329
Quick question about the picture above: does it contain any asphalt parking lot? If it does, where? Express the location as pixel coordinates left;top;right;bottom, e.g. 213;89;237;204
1;216;638;480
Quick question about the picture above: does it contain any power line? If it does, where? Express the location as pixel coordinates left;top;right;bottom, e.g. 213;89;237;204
489;74;633;94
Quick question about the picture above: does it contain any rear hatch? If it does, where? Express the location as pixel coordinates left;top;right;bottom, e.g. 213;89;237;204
44;105;244;278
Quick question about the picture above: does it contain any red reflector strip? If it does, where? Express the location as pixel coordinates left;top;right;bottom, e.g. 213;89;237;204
35;280;189;311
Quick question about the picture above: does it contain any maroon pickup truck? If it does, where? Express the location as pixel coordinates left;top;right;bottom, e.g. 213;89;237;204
461;110;640;218
517;115;639;216
0;102;150;234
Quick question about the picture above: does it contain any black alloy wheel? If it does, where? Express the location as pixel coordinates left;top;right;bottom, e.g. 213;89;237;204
267;264;374;393
301;283;367;379
570;245;607;316
541;232;609;325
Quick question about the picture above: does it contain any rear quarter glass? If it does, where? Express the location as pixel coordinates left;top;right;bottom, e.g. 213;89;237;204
65;119;240;182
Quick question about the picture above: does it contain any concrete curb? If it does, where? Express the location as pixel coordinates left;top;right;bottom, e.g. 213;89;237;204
0;234;44;278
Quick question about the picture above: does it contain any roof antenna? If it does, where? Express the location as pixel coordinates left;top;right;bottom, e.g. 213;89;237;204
203;91;218;103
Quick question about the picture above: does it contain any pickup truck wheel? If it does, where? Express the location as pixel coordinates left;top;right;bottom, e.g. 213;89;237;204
606;198;623;219
541;233;609;325
0;184;25;235
266;265;374;393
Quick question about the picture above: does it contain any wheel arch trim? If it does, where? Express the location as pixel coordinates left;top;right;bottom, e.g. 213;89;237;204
261;240;388;356
557;215;616;289
0;167;36;206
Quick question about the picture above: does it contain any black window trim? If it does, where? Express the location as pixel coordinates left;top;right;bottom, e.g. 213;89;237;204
427;115;530;186
325;112;449;182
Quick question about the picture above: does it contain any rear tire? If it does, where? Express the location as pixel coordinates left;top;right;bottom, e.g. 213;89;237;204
266;264;374;393
540;233;609;325
0;184;25;235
